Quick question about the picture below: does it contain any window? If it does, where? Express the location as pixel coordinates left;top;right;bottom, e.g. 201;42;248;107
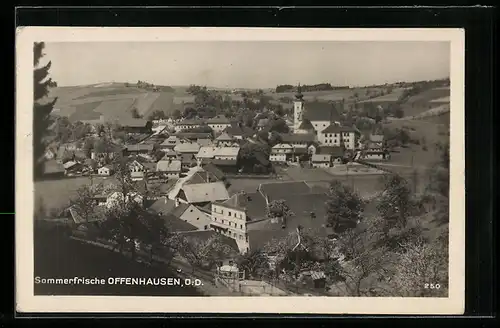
190;209;193;212
196;218;199;220
239;235;243;240
222;220;225;224
240;224;243;229
204;225;208;230
228;211;231;217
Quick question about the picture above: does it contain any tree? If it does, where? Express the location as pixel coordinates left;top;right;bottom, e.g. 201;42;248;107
330;217;392;296
236;250;270;279
389;237;448;297
377;174;417;238
325;180;365;234
171;109;182;120
69;184;103;223
266;199;294;228
148;110;166;121
183;107;198;120
237;142;271;173
178;234;237;273
33;42;58;178
268;118;289;134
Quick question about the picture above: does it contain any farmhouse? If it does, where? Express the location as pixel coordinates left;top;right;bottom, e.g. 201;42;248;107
270;143;293;163
174;142;201;155
213;147;240;161
206;115;231;133
215;132;239;147
180;154;197;170
174;119;204;132
175;181;230;207
318;146;344;164
63;161;84;176
169;203;212;231
156;158;182;179
97;165;114;176
159;136;180;150
125;144;155;156
196;146;218;161
128;159;149;181
311;154;332;168
121;118;153;134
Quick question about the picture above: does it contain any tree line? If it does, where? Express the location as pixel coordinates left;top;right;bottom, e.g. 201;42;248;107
276;83;349;93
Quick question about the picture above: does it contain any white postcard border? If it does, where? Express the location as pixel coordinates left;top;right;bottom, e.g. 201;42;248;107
15;27;465;314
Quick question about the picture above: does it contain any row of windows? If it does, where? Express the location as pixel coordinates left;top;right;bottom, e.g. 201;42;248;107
212;208;245;220
213;217;245;229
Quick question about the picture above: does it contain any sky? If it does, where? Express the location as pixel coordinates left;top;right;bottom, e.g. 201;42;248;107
43;41;450;89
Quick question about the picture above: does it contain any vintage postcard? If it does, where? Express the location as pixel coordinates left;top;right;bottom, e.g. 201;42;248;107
16;27;465;314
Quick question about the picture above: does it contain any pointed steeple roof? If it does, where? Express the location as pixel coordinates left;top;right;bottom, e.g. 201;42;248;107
295;83;304;100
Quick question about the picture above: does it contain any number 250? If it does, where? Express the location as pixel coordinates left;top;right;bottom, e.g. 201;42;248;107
424;283;441;289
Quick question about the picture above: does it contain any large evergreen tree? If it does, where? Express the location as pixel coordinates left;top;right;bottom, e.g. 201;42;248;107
33;42;57;178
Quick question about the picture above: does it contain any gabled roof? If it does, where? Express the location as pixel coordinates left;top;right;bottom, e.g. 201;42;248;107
223;123;255;138
216;132;235;141
175;132;212;140
201;163;226;180
217;192;268;221
196;146;218;159
318;146;344;157
174;142;201;153
170;203;191;218
156;159;182;172
63;161;79;169
303;102;342;122
259;181;311;201
148;197;177;215
272;143;293;149
176;119;205;125
161;213;198;233
206;115;231;124
178;181;230;204
214;147;240;157
280;133;316;143
298;119;315;130
321;124;356;134
311;154;331;162
126;144;155;152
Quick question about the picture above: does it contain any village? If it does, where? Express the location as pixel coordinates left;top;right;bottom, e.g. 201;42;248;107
33;40;450;297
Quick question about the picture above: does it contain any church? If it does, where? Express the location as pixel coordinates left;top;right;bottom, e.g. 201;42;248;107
291;84;358;150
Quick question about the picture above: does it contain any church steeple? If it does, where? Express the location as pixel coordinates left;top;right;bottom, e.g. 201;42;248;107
295;83;304;100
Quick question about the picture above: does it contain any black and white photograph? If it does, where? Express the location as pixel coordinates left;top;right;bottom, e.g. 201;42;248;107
16;27;465;314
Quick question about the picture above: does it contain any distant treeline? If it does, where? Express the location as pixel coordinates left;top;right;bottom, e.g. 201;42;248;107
125;80;174;92
275;83;350;93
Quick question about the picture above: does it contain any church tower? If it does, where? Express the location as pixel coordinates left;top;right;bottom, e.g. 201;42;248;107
293;83;304;132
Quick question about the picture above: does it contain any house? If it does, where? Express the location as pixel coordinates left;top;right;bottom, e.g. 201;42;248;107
223;123;255;140
270;143;293;163
361;148;390;161
318;124;357;150
174;142;201;155
128;159;149;181
210;191;268;253
42;159;65;178
147;197;177;216
63;161;84;176
175;181;230;207
215;132;239;147
163;149;179;160
180;154;197;170
174;119;204;132
170;203;212;231
159;136;180;150
318;146;345;164
124;144;155;156
369;134;385;148
195;146;218;161
160;213;199;233
311;154;332;168
97;165;114;176
121;118;153;134
156;158;182;179
213;147;240;161
280;133;316;147
206;115;231;133
175;132;212;142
